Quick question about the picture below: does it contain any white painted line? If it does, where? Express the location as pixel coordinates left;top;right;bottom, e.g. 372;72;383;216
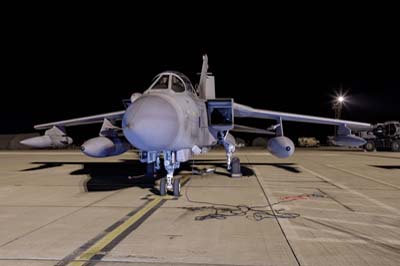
291;237;368;244
326;164;400;190
292;206;400;218
302;215;400;230
300;166;400;215
292;237;400;245
291;225;350;237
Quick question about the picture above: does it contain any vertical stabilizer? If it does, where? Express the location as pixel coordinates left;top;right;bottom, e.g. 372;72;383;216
198;55;215;99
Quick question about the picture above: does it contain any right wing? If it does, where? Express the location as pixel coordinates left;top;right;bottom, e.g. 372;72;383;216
233;103;372;131
232;124;275;135
34;110;125;130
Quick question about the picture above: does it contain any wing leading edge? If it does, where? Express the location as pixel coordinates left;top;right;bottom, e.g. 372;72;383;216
34;110;125;130
233;103;372;131
232;124;275;135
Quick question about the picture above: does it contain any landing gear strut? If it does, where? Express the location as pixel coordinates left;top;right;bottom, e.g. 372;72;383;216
223;141;235;171
159;151;181;196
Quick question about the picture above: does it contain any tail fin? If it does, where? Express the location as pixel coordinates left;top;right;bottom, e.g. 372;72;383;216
198;54;208;93
198;54;215;99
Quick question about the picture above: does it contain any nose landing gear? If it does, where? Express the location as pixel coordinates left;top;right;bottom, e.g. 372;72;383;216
159;151;181;197
140;150;182;196
159;177;181;197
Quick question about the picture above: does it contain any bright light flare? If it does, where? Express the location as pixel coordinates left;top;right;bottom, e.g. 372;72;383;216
331;88;349;106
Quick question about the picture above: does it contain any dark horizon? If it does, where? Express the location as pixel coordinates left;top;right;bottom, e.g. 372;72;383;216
2;12;399;144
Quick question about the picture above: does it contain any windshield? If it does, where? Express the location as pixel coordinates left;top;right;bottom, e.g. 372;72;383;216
179;74;194;93
152;75;169;89
171;76;185;92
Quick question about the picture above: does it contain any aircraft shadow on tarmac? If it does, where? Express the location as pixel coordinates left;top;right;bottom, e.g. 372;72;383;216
369;165;400;170
190;160;301;174
22;160;153;191
20;160;300;192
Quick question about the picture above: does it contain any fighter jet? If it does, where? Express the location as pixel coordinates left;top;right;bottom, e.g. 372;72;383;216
21;55;371;196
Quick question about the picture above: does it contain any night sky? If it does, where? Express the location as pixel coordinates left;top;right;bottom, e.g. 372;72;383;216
2;8;399;143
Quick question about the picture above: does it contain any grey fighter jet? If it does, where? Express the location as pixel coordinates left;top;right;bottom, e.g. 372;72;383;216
21;55;371;196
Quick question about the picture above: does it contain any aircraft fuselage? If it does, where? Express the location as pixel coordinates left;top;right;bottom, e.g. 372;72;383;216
122;90;215;152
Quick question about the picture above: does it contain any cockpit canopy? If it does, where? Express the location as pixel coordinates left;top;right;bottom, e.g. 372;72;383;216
148;71;195;94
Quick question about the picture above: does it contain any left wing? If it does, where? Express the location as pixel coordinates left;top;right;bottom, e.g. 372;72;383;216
233;103;372;131
21;110;126;148
34;110;125;130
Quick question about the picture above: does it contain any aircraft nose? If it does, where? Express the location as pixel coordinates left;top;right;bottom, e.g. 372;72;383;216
122;95;180;150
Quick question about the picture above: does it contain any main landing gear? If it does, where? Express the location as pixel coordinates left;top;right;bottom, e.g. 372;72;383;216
223;139;242;177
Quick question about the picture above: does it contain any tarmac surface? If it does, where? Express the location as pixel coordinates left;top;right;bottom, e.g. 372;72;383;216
0;148;399;266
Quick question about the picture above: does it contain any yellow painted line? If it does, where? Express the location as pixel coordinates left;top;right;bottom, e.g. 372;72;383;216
66;176;190;266
67;197;162;266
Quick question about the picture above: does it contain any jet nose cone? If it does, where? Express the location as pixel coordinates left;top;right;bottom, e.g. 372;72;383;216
122;95;180;150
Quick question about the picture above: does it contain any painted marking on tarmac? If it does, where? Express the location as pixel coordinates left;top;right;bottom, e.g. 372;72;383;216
298;166;345;190
304;217;400;255
301;215;400;230
316;188;355;212
252;166;302;266
326;164;400;190
300;166;400;215
57;176;190;266
293;206;400;218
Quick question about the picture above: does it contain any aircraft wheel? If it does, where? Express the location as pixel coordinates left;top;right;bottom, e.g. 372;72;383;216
173;178;181;197
146;162;155;178
364;141;375;152
159;178;167;196
230;157;242;177
391;141;400;152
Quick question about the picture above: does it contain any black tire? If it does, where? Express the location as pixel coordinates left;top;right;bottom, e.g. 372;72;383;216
391;141;400;152
230;157;242;177
173;178;181;197
364;141;375;152
159;178;167;196
146;162;155;178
